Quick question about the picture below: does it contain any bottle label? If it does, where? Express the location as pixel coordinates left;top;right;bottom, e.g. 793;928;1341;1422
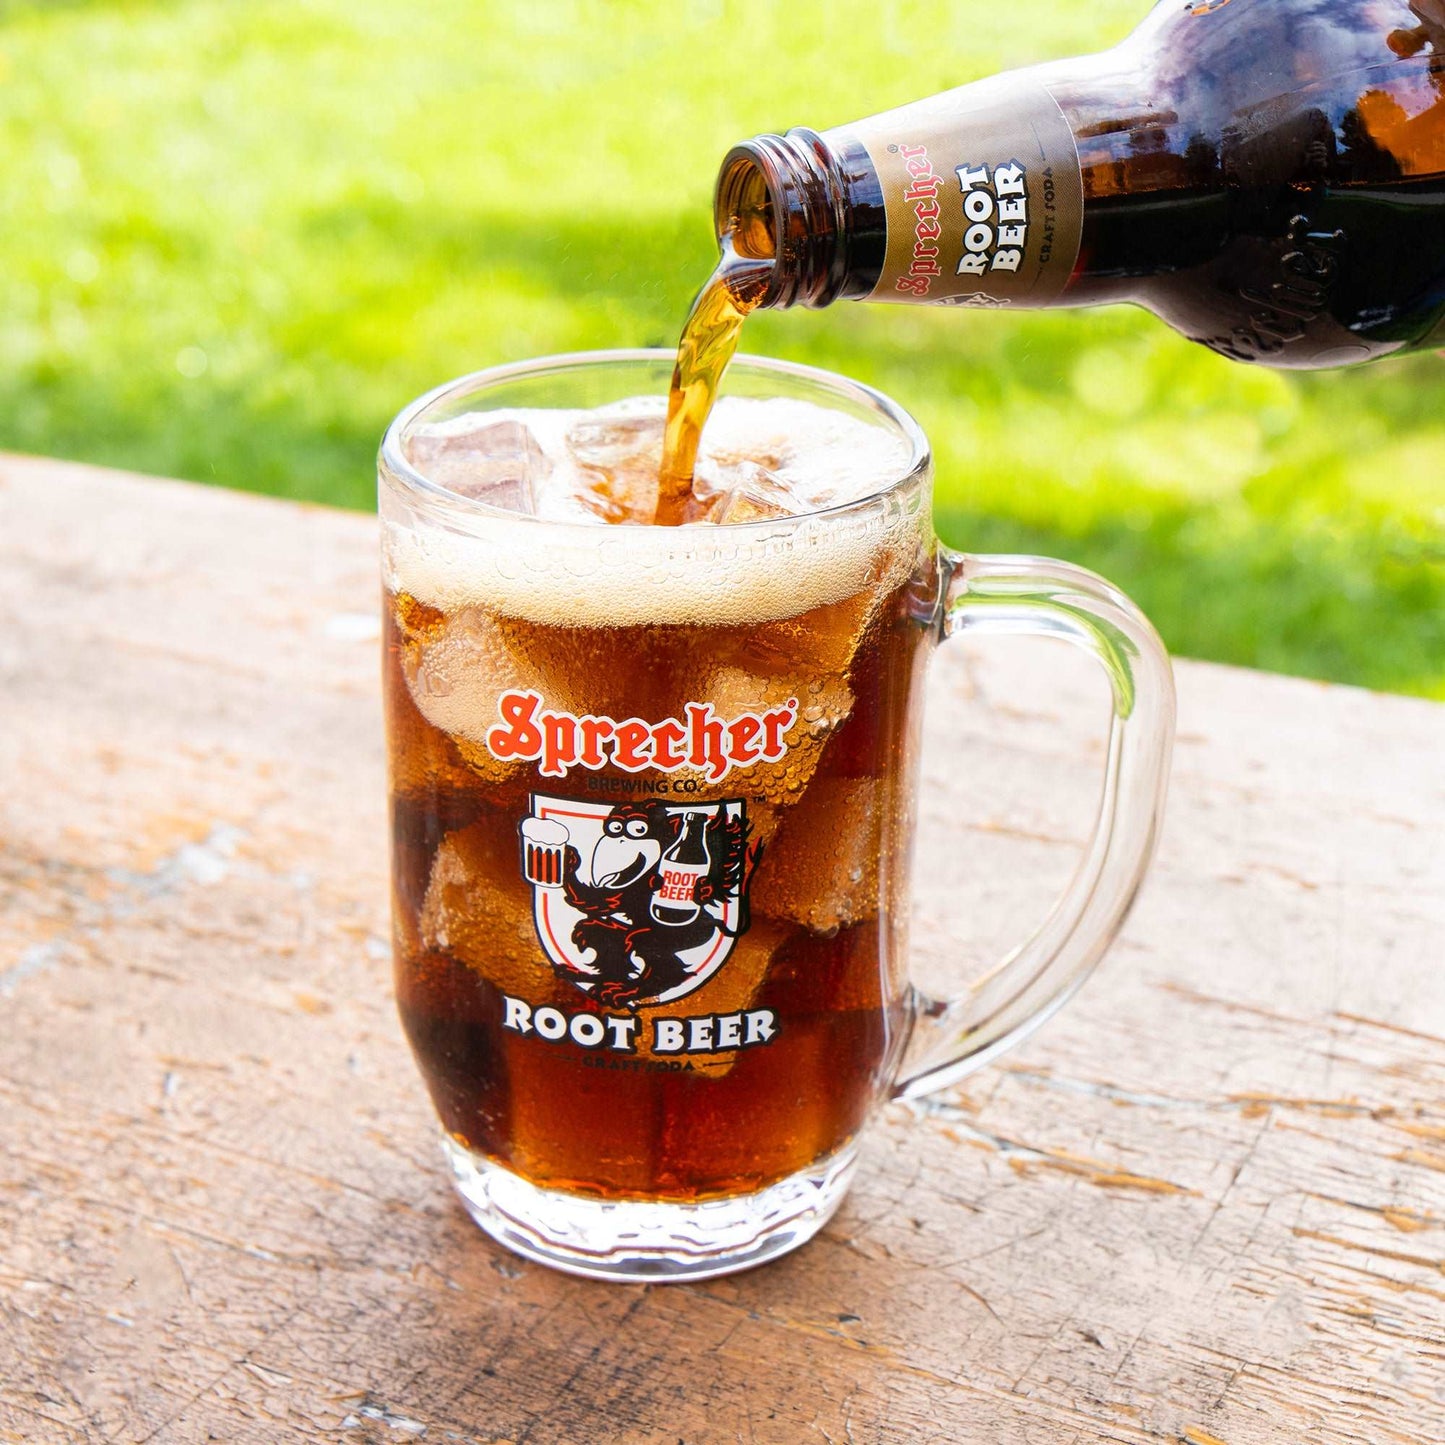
837;73;1083;307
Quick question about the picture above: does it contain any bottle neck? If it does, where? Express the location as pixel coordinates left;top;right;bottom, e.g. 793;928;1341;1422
714;129;884;309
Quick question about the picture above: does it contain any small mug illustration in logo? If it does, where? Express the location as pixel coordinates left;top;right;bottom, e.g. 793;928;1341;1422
519;795;762;1008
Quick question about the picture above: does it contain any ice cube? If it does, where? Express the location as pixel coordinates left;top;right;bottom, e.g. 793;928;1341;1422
749;779;882;934
697;396;914;514
385;597;492;804
565;400;665;470
397;600;570;787
713;462;809;525
540;402;664;525
743;584;881;680
680;491;728;525
672;456;732;524
536;460;661;526
690;663;854;812
420;818;579;1006
404;415;548;513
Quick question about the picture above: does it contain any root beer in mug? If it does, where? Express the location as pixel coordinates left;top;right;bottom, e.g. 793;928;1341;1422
380;352;1174;1281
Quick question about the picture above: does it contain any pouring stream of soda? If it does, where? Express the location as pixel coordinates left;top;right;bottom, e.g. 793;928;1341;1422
656;241;773;525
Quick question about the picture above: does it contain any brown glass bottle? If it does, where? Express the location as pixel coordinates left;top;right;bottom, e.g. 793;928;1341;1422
714;0;1445;368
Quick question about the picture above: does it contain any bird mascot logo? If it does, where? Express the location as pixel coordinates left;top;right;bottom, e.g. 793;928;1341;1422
518;795;762;1008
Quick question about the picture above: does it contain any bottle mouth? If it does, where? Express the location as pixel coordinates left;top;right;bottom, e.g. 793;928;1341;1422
713;131;842;309
714;151;777;261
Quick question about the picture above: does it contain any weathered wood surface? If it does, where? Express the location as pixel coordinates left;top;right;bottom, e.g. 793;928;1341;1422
1;451;1442;1445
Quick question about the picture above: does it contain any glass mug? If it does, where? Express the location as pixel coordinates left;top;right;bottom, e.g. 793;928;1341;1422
379;352;1174;1281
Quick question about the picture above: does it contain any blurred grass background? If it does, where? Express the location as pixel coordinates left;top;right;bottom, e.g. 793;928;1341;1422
1;0;1440;696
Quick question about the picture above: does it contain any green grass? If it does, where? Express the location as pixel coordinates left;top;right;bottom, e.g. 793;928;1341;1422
1;0;1441;696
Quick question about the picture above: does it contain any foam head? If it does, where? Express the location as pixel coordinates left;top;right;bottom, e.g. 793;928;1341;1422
383;396;927;628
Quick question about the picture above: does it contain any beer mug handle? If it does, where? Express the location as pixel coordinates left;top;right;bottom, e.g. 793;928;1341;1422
893;552;1176;1100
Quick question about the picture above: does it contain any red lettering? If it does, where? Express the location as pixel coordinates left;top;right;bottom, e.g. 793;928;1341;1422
686;703;729;782
652;719;686;769
659;869;696;901
487;690;544;760
540;714;577;778
485;694;801;782
760;702;796;761
578;716;614;768
613;720;652;772
894;142;947;297
727;715;762;765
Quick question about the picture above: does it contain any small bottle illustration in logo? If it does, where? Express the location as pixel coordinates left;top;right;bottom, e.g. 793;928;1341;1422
650;811;710;927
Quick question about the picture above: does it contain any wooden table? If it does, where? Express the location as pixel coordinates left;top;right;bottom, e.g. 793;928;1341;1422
2;454;1442;1445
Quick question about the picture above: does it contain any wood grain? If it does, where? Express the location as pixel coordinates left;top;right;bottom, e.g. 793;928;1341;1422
1;452;1441;1444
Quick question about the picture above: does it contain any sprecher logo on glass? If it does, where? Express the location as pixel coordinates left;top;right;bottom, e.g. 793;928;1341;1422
486;691;784;1062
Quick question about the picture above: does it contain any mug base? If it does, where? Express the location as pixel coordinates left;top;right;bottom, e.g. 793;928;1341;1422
443;1135;858;1283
